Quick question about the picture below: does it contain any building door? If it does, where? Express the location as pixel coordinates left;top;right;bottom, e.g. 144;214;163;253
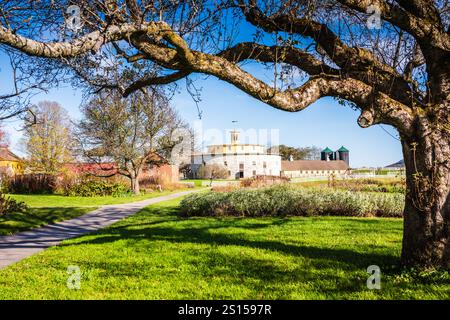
239;163;244;178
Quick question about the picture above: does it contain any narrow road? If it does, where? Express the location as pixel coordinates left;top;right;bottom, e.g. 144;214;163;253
0;190;197;269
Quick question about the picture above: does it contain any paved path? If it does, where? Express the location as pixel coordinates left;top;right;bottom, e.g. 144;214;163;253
0;190;198;269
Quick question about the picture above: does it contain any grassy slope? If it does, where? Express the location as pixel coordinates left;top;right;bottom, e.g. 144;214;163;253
0;198;447;299
1;189;195;235
8;189;189;207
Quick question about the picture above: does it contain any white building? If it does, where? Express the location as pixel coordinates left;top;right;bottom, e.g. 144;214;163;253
190;131;281;179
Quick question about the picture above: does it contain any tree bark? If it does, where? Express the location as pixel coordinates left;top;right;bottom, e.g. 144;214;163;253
400;117;450;269
130;175;140;195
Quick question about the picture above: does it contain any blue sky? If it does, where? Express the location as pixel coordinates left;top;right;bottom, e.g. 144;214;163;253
0;50;403;168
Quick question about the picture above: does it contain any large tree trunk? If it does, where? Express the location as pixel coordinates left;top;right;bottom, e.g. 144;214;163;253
400;117;450;269
130;175;140;195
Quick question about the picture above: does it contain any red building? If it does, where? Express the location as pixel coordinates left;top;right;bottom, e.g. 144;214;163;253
65;162;179;183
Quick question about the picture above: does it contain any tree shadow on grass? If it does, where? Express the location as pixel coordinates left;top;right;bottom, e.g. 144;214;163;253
0;207;91;236
50;204;449;298
70;249;372;299
63;209;400;273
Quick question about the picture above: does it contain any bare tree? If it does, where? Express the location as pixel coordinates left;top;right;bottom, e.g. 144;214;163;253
0;0;448;268
0;51;49;121
77;88;186;194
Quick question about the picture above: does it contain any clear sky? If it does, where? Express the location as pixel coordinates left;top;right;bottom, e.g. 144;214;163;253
0;51;403;168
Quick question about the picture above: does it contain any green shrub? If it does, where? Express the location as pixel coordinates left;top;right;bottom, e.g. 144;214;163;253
0;193;28;216
180;185;404;218
65;180;131;197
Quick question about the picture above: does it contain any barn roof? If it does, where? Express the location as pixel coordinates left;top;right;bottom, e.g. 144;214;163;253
0;147;21;162
282;160;349;171
337;146;349;152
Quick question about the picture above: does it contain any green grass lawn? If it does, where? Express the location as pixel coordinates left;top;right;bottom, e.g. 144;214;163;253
0;207;95;236
0;198;448;299
8;189;191;207
0;188;196;236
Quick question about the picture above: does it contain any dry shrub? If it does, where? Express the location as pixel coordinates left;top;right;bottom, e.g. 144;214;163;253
7;174;57;194
240;175;290;188
139;174;188;193
197;164;229;179
211;184;239;193
0;193;28;215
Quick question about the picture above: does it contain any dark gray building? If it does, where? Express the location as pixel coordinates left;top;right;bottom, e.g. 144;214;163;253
320;146;350;166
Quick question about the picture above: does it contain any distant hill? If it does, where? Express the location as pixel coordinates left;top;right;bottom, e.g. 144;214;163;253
385;159;405;168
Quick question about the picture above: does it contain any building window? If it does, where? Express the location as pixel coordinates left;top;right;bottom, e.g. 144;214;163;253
263;161;267;169
224;161;227;166
252;170;256;176
228;146;231;151
239;163;244;170
252;161;256;166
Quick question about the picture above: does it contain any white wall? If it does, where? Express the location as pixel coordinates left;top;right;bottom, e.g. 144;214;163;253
283;170;347;178
192;154;281;178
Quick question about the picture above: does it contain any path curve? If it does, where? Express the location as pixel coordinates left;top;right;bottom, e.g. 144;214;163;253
0;190;198;269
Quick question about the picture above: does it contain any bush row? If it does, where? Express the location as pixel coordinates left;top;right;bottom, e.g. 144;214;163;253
180;185;405;218
64;180;131;197
1;173;131;197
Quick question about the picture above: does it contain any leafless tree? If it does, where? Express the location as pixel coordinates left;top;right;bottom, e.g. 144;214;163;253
0;0;448;268
76;88;187;194
0;51;49;121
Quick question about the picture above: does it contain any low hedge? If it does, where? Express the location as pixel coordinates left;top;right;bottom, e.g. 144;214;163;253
180;185;404;218
64;180;131;197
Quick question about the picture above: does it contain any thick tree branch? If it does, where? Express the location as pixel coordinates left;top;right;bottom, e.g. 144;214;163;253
0;22;162;58
219;42;340;76
336;0;450;51
236;0;422;106
123;70;191;97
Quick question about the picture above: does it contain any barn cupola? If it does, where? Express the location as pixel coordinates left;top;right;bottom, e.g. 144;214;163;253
230;130;239;145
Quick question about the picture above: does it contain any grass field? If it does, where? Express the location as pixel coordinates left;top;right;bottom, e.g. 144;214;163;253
0;189;195;235
0;198;447;299
8;189;190;207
